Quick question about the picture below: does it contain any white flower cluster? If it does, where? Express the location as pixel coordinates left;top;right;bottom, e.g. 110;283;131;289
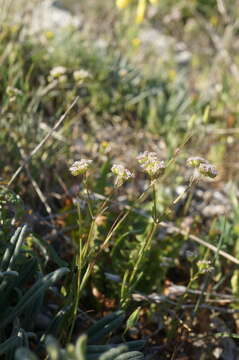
69;159;93;176
187;156;217;179
197;260;214;274
187;156;208;168
137;151;166;179
198;163;217;179
69;159;134;188
73;69;92;84
111;164;134;188
69;153;217;187
48;67;92;86
48;66;67;84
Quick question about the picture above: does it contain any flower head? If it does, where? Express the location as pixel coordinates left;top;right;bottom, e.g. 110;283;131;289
197;260;214;274
137;151;156;165
69;159;93;176
135;0;146;24
6;86;22;97
111;164;134;187
73;69;91;83
116;0;132;9
137;151;166;179
6;86;22;102
49;66;67;79
198;163;218;179
187;156;208;168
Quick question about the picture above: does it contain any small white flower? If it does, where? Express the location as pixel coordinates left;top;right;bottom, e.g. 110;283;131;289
198;163;217;179
58;75;68;84
111;164;134;187
69;159;93;176
6;86;22;97
187;156;208;168
137;151;157;165
73;69;91;83
50;66;67;79
137;151;165;179
197;260;214;274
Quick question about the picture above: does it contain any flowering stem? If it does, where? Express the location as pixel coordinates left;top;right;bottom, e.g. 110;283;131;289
152;181;158;223
130;222;157;283
83;176;94;219
120;221;158;307
97;188;115;216
173;176;197;206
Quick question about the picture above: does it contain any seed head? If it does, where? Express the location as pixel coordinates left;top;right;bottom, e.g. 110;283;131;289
69;159;93;176
111;164;134;187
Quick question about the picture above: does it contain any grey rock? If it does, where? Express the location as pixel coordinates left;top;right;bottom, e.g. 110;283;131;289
25;0;82;34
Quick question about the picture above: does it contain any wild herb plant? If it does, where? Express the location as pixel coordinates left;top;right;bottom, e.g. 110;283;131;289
0;188;146;359
65;151;219;333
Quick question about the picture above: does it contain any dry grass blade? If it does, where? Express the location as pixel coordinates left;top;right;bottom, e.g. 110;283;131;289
7;96;79;187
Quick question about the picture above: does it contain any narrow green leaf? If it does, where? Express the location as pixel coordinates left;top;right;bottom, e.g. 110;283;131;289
0;335;21;355
75;334;87;359
124;307;141;335
0;227;21;271
99;345;127;360
0;267;69;329
88;312;125;344
15;347;38;360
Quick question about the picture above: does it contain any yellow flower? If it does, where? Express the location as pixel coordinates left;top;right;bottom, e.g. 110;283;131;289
210;16;218;26
44;31;54;40
135;0;146;24
99;141;111;154
116;0;132;9
149;0;159;3
132;37;141;48
168;69;176;81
